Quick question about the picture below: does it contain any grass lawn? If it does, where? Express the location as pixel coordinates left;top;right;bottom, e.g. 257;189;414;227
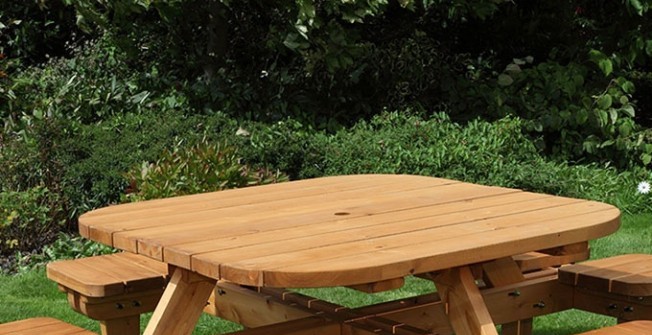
0;213;650;334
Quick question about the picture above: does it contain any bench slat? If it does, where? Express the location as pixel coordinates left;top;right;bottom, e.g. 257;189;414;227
0;318;95;334
47;253;168;297
558;254;652;297
576;320;652;334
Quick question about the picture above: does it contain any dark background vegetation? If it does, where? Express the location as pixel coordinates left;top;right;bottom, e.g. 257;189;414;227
2;0;652;267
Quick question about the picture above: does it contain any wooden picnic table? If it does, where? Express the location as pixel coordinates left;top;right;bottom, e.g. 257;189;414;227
78;174;621;335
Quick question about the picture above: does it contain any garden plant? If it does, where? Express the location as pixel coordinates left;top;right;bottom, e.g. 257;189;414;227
1;0;652;334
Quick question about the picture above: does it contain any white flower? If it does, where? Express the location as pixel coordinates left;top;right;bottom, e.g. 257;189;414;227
637;181;651;194
260;70;269;78
236;127;250;137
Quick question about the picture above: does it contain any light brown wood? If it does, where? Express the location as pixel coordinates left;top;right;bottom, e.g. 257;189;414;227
573;287;652;321
46;252;168;297
574;320;652;334
501;319;532;335
143;267;216;335
100;317;139;335
206;281;312;327
209;273;575;335
347;277;405;293
482;257;525;287
77;175;622;334
0;317;96;334
120;182;516;260
79;175;619;288
559;254;652;297
226;317;342;335
65;288;164;320
481;257;530;335
513;241;590;273
433;266;499;335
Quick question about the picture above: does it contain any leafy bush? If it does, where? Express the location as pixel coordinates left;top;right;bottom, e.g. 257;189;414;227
0;187;64;256
58;111;232;216
244;112;646;213
234;119;324;180
314;112;541;183
123;138;288;202
0;0;84;64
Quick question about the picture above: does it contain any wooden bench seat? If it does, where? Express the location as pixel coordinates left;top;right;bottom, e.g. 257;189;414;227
46;253;169;335
575;320;652;334
558;254;652;321
0;317;96;334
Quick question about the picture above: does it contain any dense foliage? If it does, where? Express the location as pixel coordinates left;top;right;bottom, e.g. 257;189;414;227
2;0;652;261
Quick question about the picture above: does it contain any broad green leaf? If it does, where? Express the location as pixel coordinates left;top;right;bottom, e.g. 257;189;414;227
608;108;618;124
597;95;612;109
597;110;608;126
505;64;521;74
621;105;636;117
620;80;635;94
575;109;588;124
295;24;309;40
646;40;652;57
619;95;629;105
589;49;613;76
512;58;526;65
598;59;613;76
497;74;513;86
642;153;652;165
619;123;633;137
629;0;644;15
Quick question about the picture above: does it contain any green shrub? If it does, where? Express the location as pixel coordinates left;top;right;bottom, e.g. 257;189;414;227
123;138;288;202
0;187;64;256
314;112;540;182
234;119;325;180
250;111;646;213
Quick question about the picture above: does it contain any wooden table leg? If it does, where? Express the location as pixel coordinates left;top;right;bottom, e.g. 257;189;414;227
100;316;139;335
483;257;532;335
144;267;216;335
433;266;499;335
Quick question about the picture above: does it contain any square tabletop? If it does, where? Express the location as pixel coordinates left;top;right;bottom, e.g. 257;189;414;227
79;174;620;288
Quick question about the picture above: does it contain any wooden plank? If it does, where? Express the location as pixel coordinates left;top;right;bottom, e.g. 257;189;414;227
85;176;458;245
166;191;541;269
190;196;585;283
211;205;618;287
575;321;652;334
481;258;529;335
79;175;394;237
114;182;514;258
0;317;95;334
559;254;652;296
612;269;652;296
573;287;652;321
501;320;532;335
205;281;312;327
67;289;164;320
483;274;574;324
432;266;498;335
143;267;216;335
82;174;421;219
100;316;139;335
225;317;342;335
482;257;525;287
513;248;590;273
46;253;167;297
558;254;652;286
207;274;571;335
347;277;405;293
